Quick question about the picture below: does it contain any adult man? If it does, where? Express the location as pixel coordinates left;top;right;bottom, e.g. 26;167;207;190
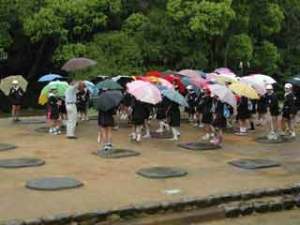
65;80;83;139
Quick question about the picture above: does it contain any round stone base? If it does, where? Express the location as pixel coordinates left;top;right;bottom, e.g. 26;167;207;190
256;135;295;144
178;142;221;151
35;126;66;133
150;131;173;139
229;159;281;170
0;144;17;152
137;167;188;179
0;158;45;168
26;177;83;191
95;149;140;159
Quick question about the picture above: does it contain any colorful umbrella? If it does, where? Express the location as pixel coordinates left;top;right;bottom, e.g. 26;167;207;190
208;84;237;108
0;75;28;96
96;79;123;90
248;74;276;85
38;74;63;82
206;73;238;85
229;82;259;99
177;69;202;78
92;90;123;112
137;76;174;89
144;70;163;77
126;80;162;104
214;67;234;74
62;57;97;72
240;77;266;95
190;77;209;89
164;75;186;94
39;81;69;105
161;89;188;107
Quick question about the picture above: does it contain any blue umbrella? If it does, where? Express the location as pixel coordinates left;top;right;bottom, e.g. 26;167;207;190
38;74;63;82
84;80;98;95
161;89;189;107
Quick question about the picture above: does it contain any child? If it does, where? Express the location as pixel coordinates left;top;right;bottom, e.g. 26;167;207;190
47;89;61;135
265;84;280;139
256;94;268;126
156;96;170;133
281;83;297;137
76;88;90;121
200;87;214;140
185;85;197;122
236;96;251;135
131;98;147;143
211;96;227;145
9;80;24;122
166;99;181;141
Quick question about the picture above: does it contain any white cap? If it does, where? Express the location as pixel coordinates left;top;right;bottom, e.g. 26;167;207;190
284;83;293;89
186;85;193;90
12;80;19;84
266;84;273;90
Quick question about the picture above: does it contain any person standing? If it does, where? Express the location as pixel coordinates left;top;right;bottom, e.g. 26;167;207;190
65;80;82;139
281;83;297;137
265;84;280;139
211;96;227;145
131;98;147;143
47;88;61;135
166;98;181;141
9;80;24;122
200;87;214;140
76;88;90;121
236;96;251;135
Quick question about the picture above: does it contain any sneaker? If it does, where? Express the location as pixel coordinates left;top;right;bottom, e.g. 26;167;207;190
290;132;296;138
49;128;54;134
143;133;151;139
56;129;61;135
136;134;141;143
156;128;163;133
198;124;204;128
202;133;210;140
130;133;136;140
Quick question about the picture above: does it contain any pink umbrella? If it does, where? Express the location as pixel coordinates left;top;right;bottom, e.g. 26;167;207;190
158;78;174;89
62;57;97;72
178;69;201;78
214;68;236;78
208;84;237;108
240;77;266;96
126;80;162;104
190;77;208;88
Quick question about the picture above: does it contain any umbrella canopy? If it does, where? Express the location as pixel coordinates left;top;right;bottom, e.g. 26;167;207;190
190;77;209;89
144;70;163;77
214;67;233;74
96;79;123;90
177;69;201;78
0;75;28;96
240;77;266;95
62;57;97;72
126;80;162;104
161;89;188;107
92;90;123;112
208;84;237;108
164;75;186;94
38;74;63;82
248;74;276;85
206;73;238;85
84;80;98;95
287;75;300;86
39;81;69;105
137;76;174;89
229;82;259;99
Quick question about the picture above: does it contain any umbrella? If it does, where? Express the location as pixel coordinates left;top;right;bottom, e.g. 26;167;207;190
229;82;259;99
62;57;97;72
206;73;238;84
161;89;188;107
0;75;28;96
177;69;202;78
137;76;174;89
208;84;237;108
240;77;266;95
84;80;98;95
214;67;233;74
96;79;123;90
248;74;276;85
144;70;163;77
92;90;123;112
126;80;162;104
38;74;63;82
190;77;209;89
287;75;300;86
164;75;186;94
39;81;69;105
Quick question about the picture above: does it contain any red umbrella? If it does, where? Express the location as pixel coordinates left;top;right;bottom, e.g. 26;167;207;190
164;75;186;94
144;70;163;77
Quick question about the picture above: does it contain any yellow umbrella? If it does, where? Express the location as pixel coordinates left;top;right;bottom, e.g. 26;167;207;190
229;82;259;99
38;94;48;105
0;75;28;96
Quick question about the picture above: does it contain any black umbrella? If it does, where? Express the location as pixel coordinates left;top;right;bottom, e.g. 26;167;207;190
288;75;300;86
92;90;123;112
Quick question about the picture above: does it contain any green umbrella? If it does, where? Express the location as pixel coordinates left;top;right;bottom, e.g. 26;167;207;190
288;75;300;86
41;81;69;97
96;79;123;90
92;90;123;111
161;89;189;107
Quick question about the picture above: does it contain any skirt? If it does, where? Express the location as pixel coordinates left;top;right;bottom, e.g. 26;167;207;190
213;117;227;129
202;113;213;124
98;111;114;127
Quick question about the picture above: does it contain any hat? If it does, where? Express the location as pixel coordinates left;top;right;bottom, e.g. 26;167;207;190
284;83;293;89
186;85;193;90
12;80;19;85
266;84;273;90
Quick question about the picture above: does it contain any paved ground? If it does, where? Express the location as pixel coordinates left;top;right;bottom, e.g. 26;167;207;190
0;116;300;222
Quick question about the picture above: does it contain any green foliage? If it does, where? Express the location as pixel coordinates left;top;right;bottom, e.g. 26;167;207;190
53;43;88;64
228;34;253;63
254;41;281;75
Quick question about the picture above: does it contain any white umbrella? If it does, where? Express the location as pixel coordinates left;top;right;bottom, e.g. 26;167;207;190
208;84;237;108
240;77;266;95
248;74;276;85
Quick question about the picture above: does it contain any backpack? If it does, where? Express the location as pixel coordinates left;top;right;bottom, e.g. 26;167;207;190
223;104;231;118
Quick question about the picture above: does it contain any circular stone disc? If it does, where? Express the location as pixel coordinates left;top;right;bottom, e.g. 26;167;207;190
35;126;66;133
178;142;221;151
137;167;188;179
26;177;83;191
16;119;45;125
255;135;294;144
95;149;140;159
0;144;17;152
0;158;45;168
150;131;173;139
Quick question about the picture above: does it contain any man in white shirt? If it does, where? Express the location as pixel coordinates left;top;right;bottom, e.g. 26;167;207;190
65;80;83;139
